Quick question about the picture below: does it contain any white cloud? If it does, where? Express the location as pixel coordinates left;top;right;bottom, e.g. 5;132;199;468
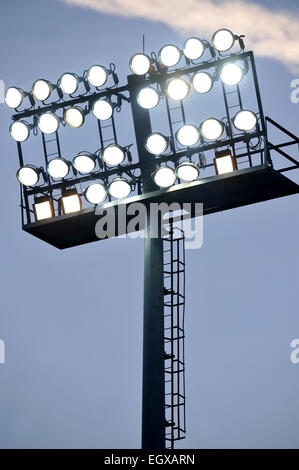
61;0;299;71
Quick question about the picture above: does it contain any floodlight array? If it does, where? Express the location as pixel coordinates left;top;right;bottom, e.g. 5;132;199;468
129;29;245;77
7;30;267;225
5;64;119;111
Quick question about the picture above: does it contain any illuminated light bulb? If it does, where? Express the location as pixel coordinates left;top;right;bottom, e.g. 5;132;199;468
233;110;257;131
192;72;213;94
85;183;107;204
176;125;199;146
200;118;224;140
17;165;39;186
47;158;69;179
129;53;151;75
145;133;168;155
108;177;131;199
183;38;204;60
159;45;181;67
38;112;59;134
176;162;199;182
166;78;190;101
32;79;52;101
212;29;235;52
220;63;243;86
92;99;113;120
10;121;30;142
137;87;160;109
87;65;107;87
153;166;176;188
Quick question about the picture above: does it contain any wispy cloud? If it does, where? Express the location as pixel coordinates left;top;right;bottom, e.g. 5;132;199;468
61;0;299;71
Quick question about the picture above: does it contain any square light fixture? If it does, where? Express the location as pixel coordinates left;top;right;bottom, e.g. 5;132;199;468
33;197;54;221
214;150;237;175
60;189;82;215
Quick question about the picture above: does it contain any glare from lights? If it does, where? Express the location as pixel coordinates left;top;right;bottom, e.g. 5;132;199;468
10;121;30;142
153;166;176;188
200;118;224;140
220;63;243;86
85;183;107;204
17;165;39;186
5;87;24;108
176;125;199;147
159;45;181;67
166;78;190;101
137;87;160;109
32;79;52;101
176;162;199;182
33;198;54;221
38;112;60;134
87;65;107;87
145;133;168;155
58;73;79;95
212;29;235;52
129;53;151;75
92;99;113;120
60;191;82;214
47;158;70;179
214;151;236;175
102;144;125;166
108;177;131;199
72;152;96;174
233;110;257;132
192;72;213;94
64;106;85;128
183;38;204;60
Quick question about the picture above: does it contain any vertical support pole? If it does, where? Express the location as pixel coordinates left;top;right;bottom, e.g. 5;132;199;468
128;74;165;449
249;51;269;165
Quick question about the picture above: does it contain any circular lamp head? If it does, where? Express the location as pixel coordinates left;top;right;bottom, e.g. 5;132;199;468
87;65;108;87
102;144;125;167
176;125;199;147
183;37;204;60
64;106;85;128
9;120;30;142
220;63;243;86
32;79;52;101
176;162;199;182
212;29;235;52
145;133;168;155
108;177;131;199
158;45;181;67
38;112;59;134
137;87;160;109
200;118;224;140
92;99;113;120
47;157;70;179
233;110;257;132
192;72;213;94
166;78;190;101
153;166;176;188
73;152;96;174
17;165;39;186
58;73;79;95
5;87;25;109
129;53;151;75
85;182;107;204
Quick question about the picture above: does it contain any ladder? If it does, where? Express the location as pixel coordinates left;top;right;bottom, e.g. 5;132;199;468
41;131;62;204
165;96;186;151
163;219;186;449
222;82;253;168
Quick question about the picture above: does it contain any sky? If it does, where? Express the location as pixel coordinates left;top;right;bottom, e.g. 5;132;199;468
0;0;298;449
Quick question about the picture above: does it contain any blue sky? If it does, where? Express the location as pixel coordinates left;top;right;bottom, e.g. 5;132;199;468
0;0;298;449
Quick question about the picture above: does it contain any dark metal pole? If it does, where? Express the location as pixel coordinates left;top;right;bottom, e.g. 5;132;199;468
128;74;165;449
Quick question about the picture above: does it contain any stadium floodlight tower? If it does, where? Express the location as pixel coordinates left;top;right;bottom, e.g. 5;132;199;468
6;29;299;449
